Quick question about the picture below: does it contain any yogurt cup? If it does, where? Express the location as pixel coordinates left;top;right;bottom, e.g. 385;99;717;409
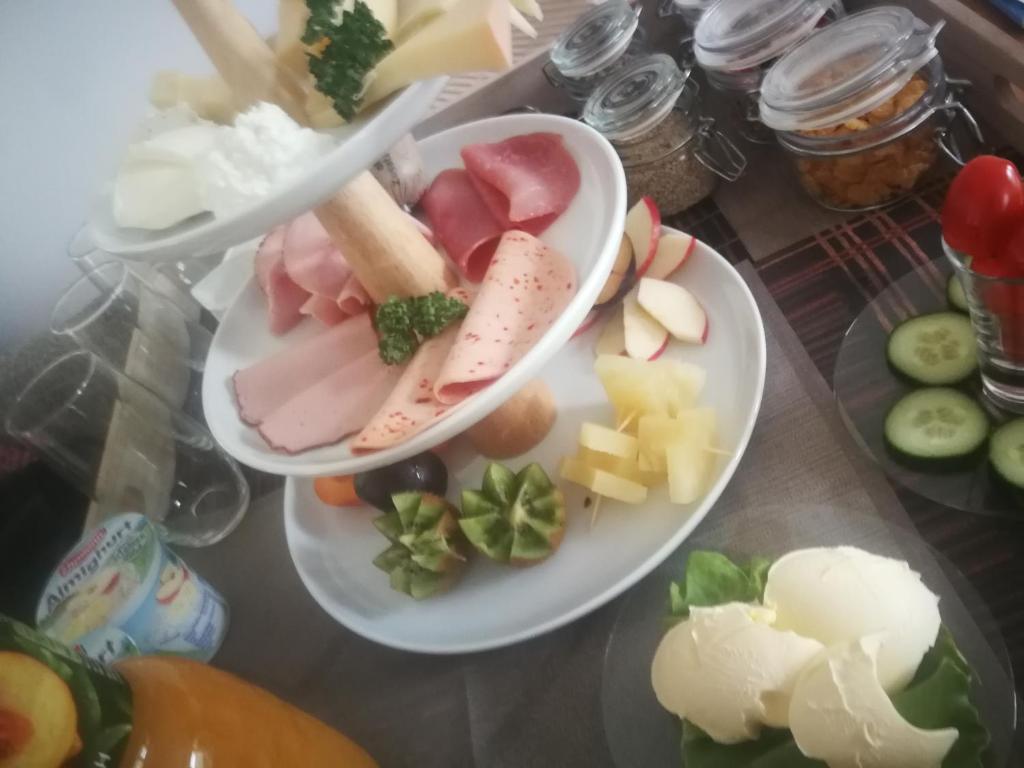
37;513;228;662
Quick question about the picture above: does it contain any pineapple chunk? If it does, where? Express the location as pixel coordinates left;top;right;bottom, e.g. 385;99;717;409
595;355;706;425
560;457;648;504
579;422;639;459
661;361;707;415
637;409;716;473
579;447;644;483
666;438;714;505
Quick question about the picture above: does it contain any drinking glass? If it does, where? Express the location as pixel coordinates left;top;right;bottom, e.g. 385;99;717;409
51;260;211;409
944;240;1024;413
5;351;249;547
67;225;206;323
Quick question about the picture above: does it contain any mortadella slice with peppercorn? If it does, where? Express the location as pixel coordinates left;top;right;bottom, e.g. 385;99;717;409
434;230;576;404
352;324;462;452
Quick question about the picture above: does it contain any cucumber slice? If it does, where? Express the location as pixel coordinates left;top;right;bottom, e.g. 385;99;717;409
990;418;1024;492
947;274;969;313
886;312;977;385
884;388;988;470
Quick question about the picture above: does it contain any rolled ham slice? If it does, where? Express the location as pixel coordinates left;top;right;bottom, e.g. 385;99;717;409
283;212;352;297
337;274;372;316
352;325;461;452
434;231;576;404
300;294;348;326
258;350;401;454
461;133;580;225
254;225;310;336
233;312;377;425
421;169;504;283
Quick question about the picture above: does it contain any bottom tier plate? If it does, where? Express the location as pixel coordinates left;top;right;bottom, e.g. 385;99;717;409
283;237;766;653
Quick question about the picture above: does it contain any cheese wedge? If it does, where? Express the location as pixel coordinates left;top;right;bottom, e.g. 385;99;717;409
396;0;457;41
364;0;512;105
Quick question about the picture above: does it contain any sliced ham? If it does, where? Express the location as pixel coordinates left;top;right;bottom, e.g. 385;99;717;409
282;212;352;297
337;274;372;316
352;325;461;452
300;294;348;326
467;175;557;236
461;133;580;225
254;225;310;336
258;350;401;454
434;231;576;404
233;312;378;425
421;169;504;283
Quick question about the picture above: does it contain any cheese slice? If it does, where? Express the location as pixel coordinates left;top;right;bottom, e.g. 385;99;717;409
364;0;399;38
396;0;456;41
510;0;543;20
364;0;512;105
275;0;310;77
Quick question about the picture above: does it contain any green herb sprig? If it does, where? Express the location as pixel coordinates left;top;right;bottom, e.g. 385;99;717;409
375;292;469;365
303;0;393;121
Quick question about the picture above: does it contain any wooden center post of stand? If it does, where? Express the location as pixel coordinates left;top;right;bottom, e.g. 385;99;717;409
172;0;454;299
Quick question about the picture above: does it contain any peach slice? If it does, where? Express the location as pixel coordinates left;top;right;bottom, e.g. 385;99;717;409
0;652;79;768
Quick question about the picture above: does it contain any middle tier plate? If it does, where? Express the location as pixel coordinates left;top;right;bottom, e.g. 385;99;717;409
203;113;627;476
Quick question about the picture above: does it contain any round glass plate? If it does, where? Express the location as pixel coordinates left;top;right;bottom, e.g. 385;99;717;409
834;259;1022;517
601;504;1017;767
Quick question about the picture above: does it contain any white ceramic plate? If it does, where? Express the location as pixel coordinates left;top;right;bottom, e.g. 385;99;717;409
88;78;447;262
283;235;767;653
203;113;627;476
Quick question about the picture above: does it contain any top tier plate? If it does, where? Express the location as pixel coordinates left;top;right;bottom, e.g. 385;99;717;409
87;78;447;262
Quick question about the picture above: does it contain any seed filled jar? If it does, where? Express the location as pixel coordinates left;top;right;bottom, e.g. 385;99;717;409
694;0;845;142
544;0;647;104
759;7;982;211
582;54;746;215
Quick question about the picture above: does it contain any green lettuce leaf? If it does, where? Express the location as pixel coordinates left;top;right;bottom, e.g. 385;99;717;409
669;554;991;768
893;627;990;768
668;551;772;622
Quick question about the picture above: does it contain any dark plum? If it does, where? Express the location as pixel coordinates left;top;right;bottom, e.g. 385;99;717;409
354;452;449;511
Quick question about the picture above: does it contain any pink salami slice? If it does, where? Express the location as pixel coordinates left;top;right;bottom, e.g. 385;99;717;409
467;174;558;236
300;294;348;326
258;350;401;454
351;325;461;452
434;231;576;404
233;312;377;425
421;169;504;283
254;225;310;336
283;213;352;297
461;133;580;224
337;274;372;316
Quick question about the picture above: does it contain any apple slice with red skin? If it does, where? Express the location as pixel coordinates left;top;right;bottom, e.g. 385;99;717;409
595;306;627;356
624;197;661;277
623;291;669;360
637;278;708;345
645;232;696;281
595;235;636;307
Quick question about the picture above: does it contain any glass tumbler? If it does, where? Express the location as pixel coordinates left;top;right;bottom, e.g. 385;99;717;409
51;260;211;409
5;351;249;547
944;241;1024;413
67;224;206;323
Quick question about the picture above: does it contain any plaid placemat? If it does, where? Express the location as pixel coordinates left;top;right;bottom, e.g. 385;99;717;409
736;167;1024;684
